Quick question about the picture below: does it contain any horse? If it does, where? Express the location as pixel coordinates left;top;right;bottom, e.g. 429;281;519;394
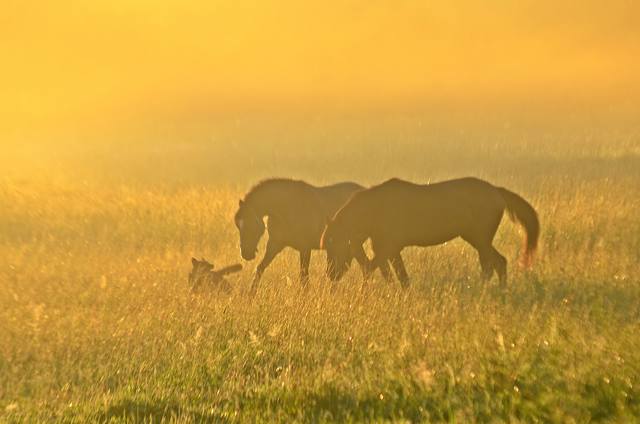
234;178;405;293
189;257;242;293
321;177;539;287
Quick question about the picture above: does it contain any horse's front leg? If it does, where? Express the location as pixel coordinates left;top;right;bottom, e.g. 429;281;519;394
251;240;284;295
352;244;373;281
390;252;409;288
370;239;395;283
371;254;393;282
299;249;311;287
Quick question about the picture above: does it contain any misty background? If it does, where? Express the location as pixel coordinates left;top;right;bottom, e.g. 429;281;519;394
1;0;639;186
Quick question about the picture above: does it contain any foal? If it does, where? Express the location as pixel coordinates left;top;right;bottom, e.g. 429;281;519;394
189;257;242;293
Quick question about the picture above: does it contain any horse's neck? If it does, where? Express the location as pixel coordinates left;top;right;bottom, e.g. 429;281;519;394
246;185;288;219
338;195;367;239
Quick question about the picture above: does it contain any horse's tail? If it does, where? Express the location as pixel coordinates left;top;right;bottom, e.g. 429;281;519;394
216;264;243;276
498;187;540;267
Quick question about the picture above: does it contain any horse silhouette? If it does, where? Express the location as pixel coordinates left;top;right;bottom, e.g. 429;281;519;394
321;177;539;287
234;178;405;293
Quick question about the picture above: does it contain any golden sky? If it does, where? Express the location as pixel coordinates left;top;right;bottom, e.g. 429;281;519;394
2;0;639;136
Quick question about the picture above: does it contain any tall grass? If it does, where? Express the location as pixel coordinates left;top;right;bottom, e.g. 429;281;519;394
1;122;639;422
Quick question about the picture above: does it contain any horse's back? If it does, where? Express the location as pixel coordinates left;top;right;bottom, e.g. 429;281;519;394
369;177;498;200
355;177;506;245
320;181;364;193
318;181;364;207
373;176;491;191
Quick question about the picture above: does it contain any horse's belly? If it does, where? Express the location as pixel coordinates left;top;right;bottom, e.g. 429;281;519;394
391;212;464;247
406;232;458;247
286;229;324;250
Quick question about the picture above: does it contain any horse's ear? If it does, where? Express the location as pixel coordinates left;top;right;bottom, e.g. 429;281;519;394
191;257;198;266
239;199;244;207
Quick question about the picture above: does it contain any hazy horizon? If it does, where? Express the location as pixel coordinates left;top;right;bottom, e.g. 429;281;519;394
3;0;640;142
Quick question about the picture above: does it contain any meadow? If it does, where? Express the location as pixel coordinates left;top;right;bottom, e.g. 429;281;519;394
1;113;639;422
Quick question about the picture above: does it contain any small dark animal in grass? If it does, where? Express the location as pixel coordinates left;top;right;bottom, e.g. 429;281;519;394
321;177;540;287
234;178;406;294
189;258;242;292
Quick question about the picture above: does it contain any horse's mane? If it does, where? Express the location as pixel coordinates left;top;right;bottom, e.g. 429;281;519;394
244;178;312;200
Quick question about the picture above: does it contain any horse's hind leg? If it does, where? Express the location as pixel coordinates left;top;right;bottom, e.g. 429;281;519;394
390;252;409;288
464;213;503;284
476;245;507;285
491;247;507;286
477;248;495;281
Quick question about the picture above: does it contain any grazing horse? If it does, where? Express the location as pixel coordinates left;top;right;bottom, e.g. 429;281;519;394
189;257;242;292
234;178;404;293
321;177;539;287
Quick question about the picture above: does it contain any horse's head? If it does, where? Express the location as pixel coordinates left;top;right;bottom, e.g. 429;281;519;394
189;257;214;291
234;199;265;261
320;219;352;281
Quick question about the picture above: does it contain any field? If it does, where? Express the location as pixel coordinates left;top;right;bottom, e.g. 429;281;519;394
1;114;640;422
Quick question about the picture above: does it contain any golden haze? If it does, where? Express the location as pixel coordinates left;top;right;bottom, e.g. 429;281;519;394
2;0;640;138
